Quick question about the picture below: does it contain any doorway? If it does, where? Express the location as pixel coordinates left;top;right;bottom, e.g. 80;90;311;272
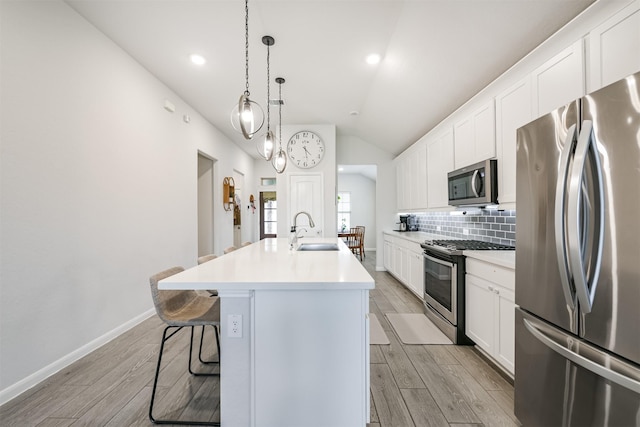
260;191;277;239
337;165;377;251
197;153;215;256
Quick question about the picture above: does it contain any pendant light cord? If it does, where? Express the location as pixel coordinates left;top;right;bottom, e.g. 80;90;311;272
244;0;250;96
266;43;270;132
278;81;282;149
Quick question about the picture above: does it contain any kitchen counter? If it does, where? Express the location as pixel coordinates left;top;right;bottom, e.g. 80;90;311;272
160;237;374;291
464;250;515;269
383;230;448;244
159;237;373;427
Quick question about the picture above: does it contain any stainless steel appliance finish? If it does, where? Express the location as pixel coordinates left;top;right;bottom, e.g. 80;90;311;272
447;159;498;207
421;239;514;344
515;72;640;426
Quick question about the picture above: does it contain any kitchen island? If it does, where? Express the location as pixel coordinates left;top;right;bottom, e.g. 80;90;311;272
159;237;375;427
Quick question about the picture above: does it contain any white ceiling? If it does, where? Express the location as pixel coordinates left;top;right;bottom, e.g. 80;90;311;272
65;0;595;159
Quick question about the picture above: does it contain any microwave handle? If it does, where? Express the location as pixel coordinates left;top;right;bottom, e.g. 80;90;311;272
471;170;479;197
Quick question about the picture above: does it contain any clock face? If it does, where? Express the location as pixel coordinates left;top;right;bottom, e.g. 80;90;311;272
287;131;325;169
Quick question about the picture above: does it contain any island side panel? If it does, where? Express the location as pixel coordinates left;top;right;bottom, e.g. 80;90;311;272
219;290;254;427
253;289;369;427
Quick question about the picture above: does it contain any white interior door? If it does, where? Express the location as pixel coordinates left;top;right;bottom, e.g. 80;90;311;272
289;174;323;237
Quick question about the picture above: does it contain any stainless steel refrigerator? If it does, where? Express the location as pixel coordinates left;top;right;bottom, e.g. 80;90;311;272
515;71;640;426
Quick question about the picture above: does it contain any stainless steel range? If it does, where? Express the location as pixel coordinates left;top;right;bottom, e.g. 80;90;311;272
421;239;515;344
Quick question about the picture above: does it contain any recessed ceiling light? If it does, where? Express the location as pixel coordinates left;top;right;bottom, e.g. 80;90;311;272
366;53;381;65
190;54;206;65
349;110;359;116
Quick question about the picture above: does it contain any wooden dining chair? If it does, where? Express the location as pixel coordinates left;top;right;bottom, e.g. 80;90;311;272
356;226;365;259
224;246;237;254
347;227;363;261
148;267;221;426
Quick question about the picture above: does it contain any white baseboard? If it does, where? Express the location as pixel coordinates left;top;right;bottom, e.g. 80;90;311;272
0;308;156;406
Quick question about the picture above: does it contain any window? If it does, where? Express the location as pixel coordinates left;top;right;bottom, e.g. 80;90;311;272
260;191;277;239
337;192;351;232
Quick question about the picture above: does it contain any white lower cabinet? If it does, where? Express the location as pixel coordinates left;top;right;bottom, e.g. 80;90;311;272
383;238;393;271
383;233;424;299
408;249;424;298
465;258;515;375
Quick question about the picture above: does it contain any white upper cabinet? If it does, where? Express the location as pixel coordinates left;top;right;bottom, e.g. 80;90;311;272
454;100;496;169
396;156;408;211
426;127;454;209
413;144;428;210
396;145;427;211
495;76;532;206
588;0;640;91
532;39;585;118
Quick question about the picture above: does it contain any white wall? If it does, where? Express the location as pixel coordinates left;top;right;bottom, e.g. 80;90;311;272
274;125;337;238
337;136;395;271
0;0;256;402
337;174;376;250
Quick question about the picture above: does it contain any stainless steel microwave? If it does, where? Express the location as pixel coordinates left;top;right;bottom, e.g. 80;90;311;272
447;159;498;207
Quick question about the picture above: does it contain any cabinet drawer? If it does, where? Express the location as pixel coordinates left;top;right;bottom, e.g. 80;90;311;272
466;258;515;290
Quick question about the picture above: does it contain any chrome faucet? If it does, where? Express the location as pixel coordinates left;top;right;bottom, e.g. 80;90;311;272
290;211;315;249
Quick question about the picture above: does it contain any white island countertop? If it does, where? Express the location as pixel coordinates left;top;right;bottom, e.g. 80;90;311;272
159;237;374;291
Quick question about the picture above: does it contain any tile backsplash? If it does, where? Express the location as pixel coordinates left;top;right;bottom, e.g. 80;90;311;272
414;209;516;247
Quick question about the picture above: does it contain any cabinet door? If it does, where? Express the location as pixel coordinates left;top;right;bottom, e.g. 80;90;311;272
383;240;392;271
398;246;409;284
588;0;640;91
409;250;424;298
454;100;496;168
427;128;454;208
392;243;402;277
496;76;532;205
414;145;428;209
473;100;496;161
532;39;585;118
465;274;495;353
495;286;515;374
454;116;474;168
396;160;407;211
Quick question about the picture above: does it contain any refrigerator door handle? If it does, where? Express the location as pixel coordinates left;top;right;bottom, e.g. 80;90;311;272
523;318;640;394
471;170;479;197
554;124;577;309
567;120;605;313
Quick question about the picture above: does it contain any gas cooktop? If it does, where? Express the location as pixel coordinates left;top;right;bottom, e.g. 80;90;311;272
421;239;515;255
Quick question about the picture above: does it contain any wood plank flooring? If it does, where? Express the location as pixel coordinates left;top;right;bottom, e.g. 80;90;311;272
0;251;519;426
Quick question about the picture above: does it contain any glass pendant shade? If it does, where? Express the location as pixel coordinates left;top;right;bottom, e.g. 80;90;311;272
257;130;275;161
272;146;287;174
230;94;264;140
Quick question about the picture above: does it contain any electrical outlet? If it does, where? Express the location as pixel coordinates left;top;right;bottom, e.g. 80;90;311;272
228;314;242;338
463;228;469;235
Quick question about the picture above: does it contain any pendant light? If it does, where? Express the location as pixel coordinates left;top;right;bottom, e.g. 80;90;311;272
257;36;275;161
272;77;287;174
230;0;264;140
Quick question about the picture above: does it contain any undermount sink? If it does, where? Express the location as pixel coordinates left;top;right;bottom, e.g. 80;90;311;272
296;243;340;251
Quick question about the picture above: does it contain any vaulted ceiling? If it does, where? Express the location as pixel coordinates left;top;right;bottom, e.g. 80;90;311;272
66;0;595;159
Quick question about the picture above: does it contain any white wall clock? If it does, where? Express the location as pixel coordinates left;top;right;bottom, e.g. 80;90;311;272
287;131;325;169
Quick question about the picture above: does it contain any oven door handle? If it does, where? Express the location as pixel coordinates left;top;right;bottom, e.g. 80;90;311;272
424;253;454;269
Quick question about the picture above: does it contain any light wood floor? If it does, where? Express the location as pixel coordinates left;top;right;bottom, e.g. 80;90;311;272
0;251;519;426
